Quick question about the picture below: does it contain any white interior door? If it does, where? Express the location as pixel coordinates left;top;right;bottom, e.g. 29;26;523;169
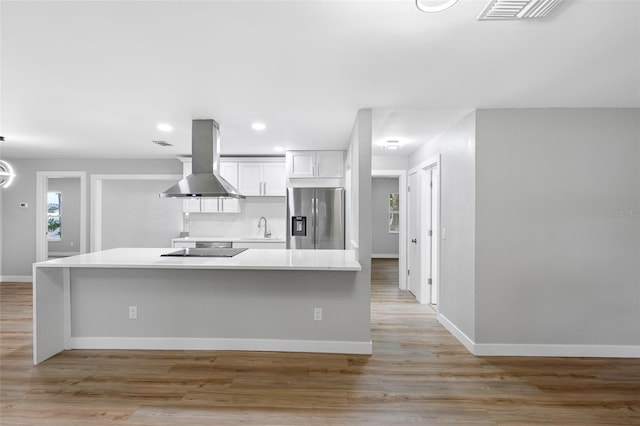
423;169;433;304
408;172;419;297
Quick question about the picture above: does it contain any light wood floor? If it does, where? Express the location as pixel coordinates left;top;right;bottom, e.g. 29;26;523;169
1;259;639;425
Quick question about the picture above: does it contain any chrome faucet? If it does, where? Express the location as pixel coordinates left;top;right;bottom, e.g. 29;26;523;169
258;216;271;238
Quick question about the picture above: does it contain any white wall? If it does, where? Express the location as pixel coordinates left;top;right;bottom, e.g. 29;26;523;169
1;159;181;277
188;197;286;238
475;108;640;347
100;179;183;250
371;177;399;256
47;178;81;255
409;112;477;341
0;181;3;276
372;155;408;171
345;108;373;344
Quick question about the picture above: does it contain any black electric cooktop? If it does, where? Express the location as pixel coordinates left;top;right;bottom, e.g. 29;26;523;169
160;248;248;258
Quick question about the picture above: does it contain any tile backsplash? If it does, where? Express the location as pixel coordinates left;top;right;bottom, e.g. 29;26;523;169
187;197;286;238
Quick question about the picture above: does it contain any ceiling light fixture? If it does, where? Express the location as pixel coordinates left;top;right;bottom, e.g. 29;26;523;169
157;123;173;132
251;122;266;131
273;146;285;152
416;0;459;13
0;159;16;188
383;140;400;150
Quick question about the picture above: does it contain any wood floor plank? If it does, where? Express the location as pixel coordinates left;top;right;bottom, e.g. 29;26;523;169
1;263;639;425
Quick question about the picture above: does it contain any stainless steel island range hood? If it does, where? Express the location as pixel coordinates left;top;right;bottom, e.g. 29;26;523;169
160;119;245;199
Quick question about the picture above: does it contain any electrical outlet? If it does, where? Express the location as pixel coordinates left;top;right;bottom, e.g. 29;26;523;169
128;305;138;320
313;307;323;321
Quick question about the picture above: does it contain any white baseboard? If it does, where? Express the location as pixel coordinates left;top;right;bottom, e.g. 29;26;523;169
1;275;32;283
371;253;399;259
437;313;640;358
69;337;373;355
436;313;476;354
474;343;640;358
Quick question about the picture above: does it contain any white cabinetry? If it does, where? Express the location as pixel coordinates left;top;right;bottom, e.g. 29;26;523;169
287;151;344;178
172;239;286;249
173;241;196;248
238;161;286;196
233;241;286;249
181;160;241;213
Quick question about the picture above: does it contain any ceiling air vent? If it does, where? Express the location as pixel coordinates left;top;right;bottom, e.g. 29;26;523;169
478;0;563;20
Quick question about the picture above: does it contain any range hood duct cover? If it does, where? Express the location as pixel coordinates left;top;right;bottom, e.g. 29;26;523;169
160;119;245;199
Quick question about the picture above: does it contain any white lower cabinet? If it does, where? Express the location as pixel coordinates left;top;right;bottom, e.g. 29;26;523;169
172;239;285;249
231;242;286;249
173;241;196;248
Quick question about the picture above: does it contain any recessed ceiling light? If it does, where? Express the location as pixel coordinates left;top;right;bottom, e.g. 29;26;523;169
157;123;173;132
416;0;459;13
251;122;266;131
274;146;285;152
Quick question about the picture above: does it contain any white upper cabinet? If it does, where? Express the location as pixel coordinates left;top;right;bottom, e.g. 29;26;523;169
238;163;263;196
262;163;286;195
238;161;286;196
315;151;344;178
287;150;344;178
287;151;315;177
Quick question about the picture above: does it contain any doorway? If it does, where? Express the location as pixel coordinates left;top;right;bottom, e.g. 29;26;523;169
371;170;407;290
408;171;419;297
371;177;400;258
36;172;87;262
406;156;440;305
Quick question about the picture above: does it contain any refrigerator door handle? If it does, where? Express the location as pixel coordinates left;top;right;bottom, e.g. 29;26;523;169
311;195;316;248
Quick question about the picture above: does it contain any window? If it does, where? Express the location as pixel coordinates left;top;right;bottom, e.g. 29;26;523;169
47;192;62;240
389;193;399;233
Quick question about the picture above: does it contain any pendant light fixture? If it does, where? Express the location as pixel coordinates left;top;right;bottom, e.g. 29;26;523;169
416;0;459;13
0;159;16;188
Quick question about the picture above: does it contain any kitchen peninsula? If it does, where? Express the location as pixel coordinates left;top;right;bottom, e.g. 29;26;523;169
33;248;369;365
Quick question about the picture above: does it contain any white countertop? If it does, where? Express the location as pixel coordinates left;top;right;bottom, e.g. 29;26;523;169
34;248;361;271
173;236;286;243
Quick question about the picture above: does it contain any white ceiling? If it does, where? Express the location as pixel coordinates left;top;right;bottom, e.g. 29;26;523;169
1;0;638;160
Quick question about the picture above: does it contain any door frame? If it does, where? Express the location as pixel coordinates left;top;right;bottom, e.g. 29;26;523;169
36;171;88;262
407;155;441;305
371;169;407;290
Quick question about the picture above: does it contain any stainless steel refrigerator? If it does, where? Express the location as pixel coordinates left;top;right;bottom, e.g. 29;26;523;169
286;187;345;249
